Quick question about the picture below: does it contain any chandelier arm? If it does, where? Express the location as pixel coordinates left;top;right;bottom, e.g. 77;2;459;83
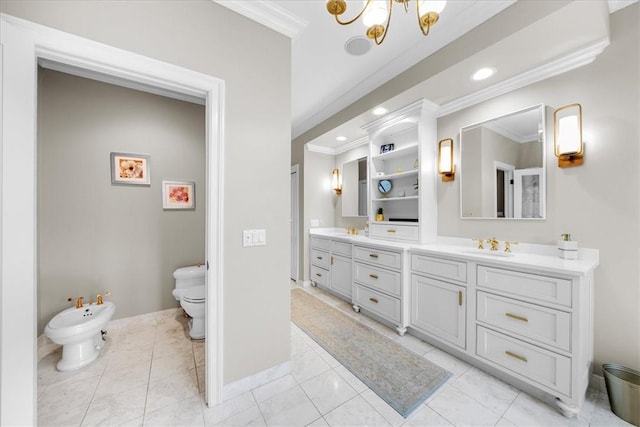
334;0;374;26
416;1;432;36
373;0;394;45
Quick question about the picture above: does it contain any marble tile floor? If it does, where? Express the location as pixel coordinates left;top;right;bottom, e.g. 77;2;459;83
37;285;631;426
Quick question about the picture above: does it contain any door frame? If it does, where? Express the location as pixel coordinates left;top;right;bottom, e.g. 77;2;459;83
0;14;225;424
290;164;299;282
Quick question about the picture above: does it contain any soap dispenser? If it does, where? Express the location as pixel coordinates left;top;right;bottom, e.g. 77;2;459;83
558;233;578;259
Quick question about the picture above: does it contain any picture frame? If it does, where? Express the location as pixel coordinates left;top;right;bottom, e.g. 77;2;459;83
380;143;395;154
110;152;150;186
162;180;195;210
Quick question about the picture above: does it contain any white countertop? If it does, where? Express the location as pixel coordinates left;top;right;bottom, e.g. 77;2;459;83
310;228;599;276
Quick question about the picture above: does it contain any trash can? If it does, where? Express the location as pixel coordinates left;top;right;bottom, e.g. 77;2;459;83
603;364;640;426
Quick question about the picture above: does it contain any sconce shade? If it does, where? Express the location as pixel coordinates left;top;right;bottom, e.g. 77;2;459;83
554;103;584;167
438;138;455;181
332;168;342;194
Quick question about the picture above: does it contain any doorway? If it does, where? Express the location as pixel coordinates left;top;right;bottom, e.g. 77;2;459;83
494;161;515;218
1;16;225;423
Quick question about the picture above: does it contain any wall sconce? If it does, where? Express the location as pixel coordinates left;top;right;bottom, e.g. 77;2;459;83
332;168;342;195
553;103;584;167
438;138;455;181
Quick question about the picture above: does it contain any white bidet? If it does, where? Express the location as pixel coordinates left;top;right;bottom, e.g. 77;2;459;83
44;301;115;371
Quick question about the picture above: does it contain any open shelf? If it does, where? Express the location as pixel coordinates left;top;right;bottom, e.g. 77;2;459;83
372;169;418;181
372;196;419;202
371;143;418;161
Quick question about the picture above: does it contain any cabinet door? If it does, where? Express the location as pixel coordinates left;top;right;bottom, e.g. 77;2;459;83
411;274;466;349
330;255;352;298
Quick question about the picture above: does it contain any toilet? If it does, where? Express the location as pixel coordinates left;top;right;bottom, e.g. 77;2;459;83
172;265;205;339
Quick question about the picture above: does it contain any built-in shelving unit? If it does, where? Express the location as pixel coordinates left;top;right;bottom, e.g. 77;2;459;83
363;99;438;243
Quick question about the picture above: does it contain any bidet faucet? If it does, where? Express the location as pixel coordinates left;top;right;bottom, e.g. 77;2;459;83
96;291;111;305
67;296;84;309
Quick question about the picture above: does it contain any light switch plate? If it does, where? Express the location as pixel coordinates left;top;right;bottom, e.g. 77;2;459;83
243;229;266;247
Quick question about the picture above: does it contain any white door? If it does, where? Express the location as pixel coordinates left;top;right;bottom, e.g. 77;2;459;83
514;167;544;219
291;165;299;281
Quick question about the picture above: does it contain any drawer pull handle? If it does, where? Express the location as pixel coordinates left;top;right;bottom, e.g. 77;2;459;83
369;254;379;259
316;256;323;260
315;273;322;277
369;274;379;279
331;256;334;265
387;229;397;233
505;312;528;323
458;291;463;306
505;350;528;363
369;298;379;304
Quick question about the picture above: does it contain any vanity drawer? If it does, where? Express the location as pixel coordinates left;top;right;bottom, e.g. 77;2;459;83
310;265;329;288
476;326;571;396
353;262;401;297
310;237;330;251
310;248;330;269
370;223;419;242
477;266;572;308
477;292;571;352
411;253;467;283
331;240;352;257
353;283;401;323
353;245;402;270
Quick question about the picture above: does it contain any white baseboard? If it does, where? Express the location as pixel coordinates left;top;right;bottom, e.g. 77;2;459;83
222;360;291;401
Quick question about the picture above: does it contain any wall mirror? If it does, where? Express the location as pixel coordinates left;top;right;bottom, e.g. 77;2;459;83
460;104;546;219
342;157;368;217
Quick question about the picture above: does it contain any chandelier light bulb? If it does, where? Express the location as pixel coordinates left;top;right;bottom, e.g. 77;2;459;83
362;0;388;27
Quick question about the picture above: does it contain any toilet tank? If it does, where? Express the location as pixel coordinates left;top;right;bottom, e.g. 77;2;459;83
173;265;205;289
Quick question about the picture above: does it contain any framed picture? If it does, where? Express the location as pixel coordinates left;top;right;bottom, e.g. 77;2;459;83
110;152;150;186
162;180;195;210
380;143;395;154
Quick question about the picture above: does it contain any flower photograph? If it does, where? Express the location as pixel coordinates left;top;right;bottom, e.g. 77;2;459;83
110;152;150;185
162;180;195;209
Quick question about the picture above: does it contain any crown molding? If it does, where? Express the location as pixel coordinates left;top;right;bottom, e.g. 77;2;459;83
213;1;307;39
608;0;638;13
306;143;336;155
335;136;369;155
438;39;610;117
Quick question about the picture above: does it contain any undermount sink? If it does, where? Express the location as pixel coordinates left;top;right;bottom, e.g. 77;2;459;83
462;249;515;257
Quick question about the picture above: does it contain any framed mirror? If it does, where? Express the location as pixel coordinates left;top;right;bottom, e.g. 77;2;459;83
460;104;546;219
342;157;368;217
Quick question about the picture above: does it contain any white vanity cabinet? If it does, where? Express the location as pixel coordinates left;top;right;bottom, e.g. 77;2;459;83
310;237;330;289
410;253;467;349
474;265;591;417
352;244;408;335
309;236;352;300
408;247;596;418
329;240;352;299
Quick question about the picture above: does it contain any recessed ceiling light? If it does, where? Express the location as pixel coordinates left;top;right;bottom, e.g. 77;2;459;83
472;67;496;81
336;136;347;142
373;107;387;116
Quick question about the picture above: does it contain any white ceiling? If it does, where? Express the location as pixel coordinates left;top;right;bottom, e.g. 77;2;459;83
215;0;635;149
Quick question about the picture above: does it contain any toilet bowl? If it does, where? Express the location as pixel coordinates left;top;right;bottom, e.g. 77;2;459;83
44;301;115;371
180;286;205;339
172;265;206;339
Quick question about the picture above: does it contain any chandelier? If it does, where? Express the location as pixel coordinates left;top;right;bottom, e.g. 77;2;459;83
326;0;447;45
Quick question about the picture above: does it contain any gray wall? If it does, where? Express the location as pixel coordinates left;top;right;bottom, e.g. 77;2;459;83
2;0;291;384
37;69;205;334
296;4;640;373
437;4;639;372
